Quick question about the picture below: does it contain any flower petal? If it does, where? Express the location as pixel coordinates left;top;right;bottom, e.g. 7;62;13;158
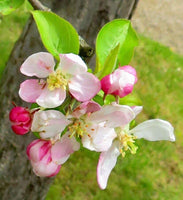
82;124;117;152
51;132;80;165
31;110;71;139
9;107;30;123
100;74;112;94
112;69;136;97
20;52;55;78
72;101;101;118
118;65;137;83
69;72;101;102
19;79;45;103
26;139;51;162
59;53;87;75
11;121;31;135
131;106;143;117
130;119;175;141
97;141;120;190
26;139;40;159
89;104;135;128
36;87;66;108
31;160;61;177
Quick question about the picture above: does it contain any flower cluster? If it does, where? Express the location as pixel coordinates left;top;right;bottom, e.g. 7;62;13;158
9;52;175;189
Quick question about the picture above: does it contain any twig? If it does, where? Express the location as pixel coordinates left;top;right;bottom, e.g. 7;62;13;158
79;36;94;59
28;0;94;59
28;0;51;11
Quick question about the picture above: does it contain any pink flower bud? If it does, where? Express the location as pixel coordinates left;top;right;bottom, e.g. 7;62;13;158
9;107;32;135
101;65;137;98
26;134;80;177
26;139;61;177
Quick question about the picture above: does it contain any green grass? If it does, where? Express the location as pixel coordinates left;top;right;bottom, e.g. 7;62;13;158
0;9;183;200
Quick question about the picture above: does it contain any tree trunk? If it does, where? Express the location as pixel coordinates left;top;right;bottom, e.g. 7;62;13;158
0;0;138;199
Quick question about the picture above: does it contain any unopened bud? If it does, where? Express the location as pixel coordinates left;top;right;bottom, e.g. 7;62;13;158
101;65;137;98
9;106;32;135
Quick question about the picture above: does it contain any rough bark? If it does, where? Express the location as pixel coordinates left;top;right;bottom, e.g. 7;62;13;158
0;0;138;199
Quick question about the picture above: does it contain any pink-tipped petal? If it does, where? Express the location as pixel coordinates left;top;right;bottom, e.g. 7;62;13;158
11;124;30;135
101;74;112;94
69;72;101;102
89;104;135;128
27;140;51;162
59;53;87;75
116;83;134;98
112;69;136;98
20;52;55;78
72;101;101;118
48;165;61;177
79;101;101;113
31;159;61;177
97;141;120;190
36;87;66;108
101;66;137;98
119;65;138;83
26;139;40;159
82;125;116;152
51;132;80;165
130;119;175;141
19;79;45;103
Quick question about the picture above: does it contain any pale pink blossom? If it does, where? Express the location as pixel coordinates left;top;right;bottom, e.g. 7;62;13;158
19;52;101;108
31;110;71;139
97;114;175;189
27;132;80;177
101;65;137;98
9;106;32;135
69;102;135;152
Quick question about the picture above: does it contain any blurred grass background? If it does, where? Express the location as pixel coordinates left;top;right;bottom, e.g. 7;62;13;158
1;4;183;200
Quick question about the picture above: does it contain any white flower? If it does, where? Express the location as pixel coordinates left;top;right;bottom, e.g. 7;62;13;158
97;111;175;189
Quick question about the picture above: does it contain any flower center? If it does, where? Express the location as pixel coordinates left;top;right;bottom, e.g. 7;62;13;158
47;69;67;91
68;119;90;138
116;127;138;157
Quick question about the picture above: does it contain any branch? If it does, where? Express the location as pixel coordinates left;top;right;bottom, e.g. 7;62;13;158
28;0;94;60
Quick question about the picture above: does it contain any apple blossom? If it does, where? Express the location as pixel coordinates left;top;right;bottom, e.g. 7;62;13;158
27;132;80;177
69;101;135;152
9;106;32;135
19;52;101;108
101;65;137;98
31;110;71;139
97;116;175;190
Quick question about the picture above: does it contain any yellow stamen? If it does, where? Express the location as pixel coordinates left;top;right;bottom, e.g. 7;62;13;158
47;69;67;91
68;119;91;138
118;132;138;157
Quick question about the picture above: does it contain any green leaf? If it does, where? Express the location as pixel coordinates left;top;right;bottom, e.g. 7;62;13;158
93;94;104;106
30;103;39;109
32;11;79;60
119;94;142;106
104;93;142;106
104;94;115;105
96;19;138;73
93;90;104;106
97;44;120;79
32;132;40;139
0;0;24;15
